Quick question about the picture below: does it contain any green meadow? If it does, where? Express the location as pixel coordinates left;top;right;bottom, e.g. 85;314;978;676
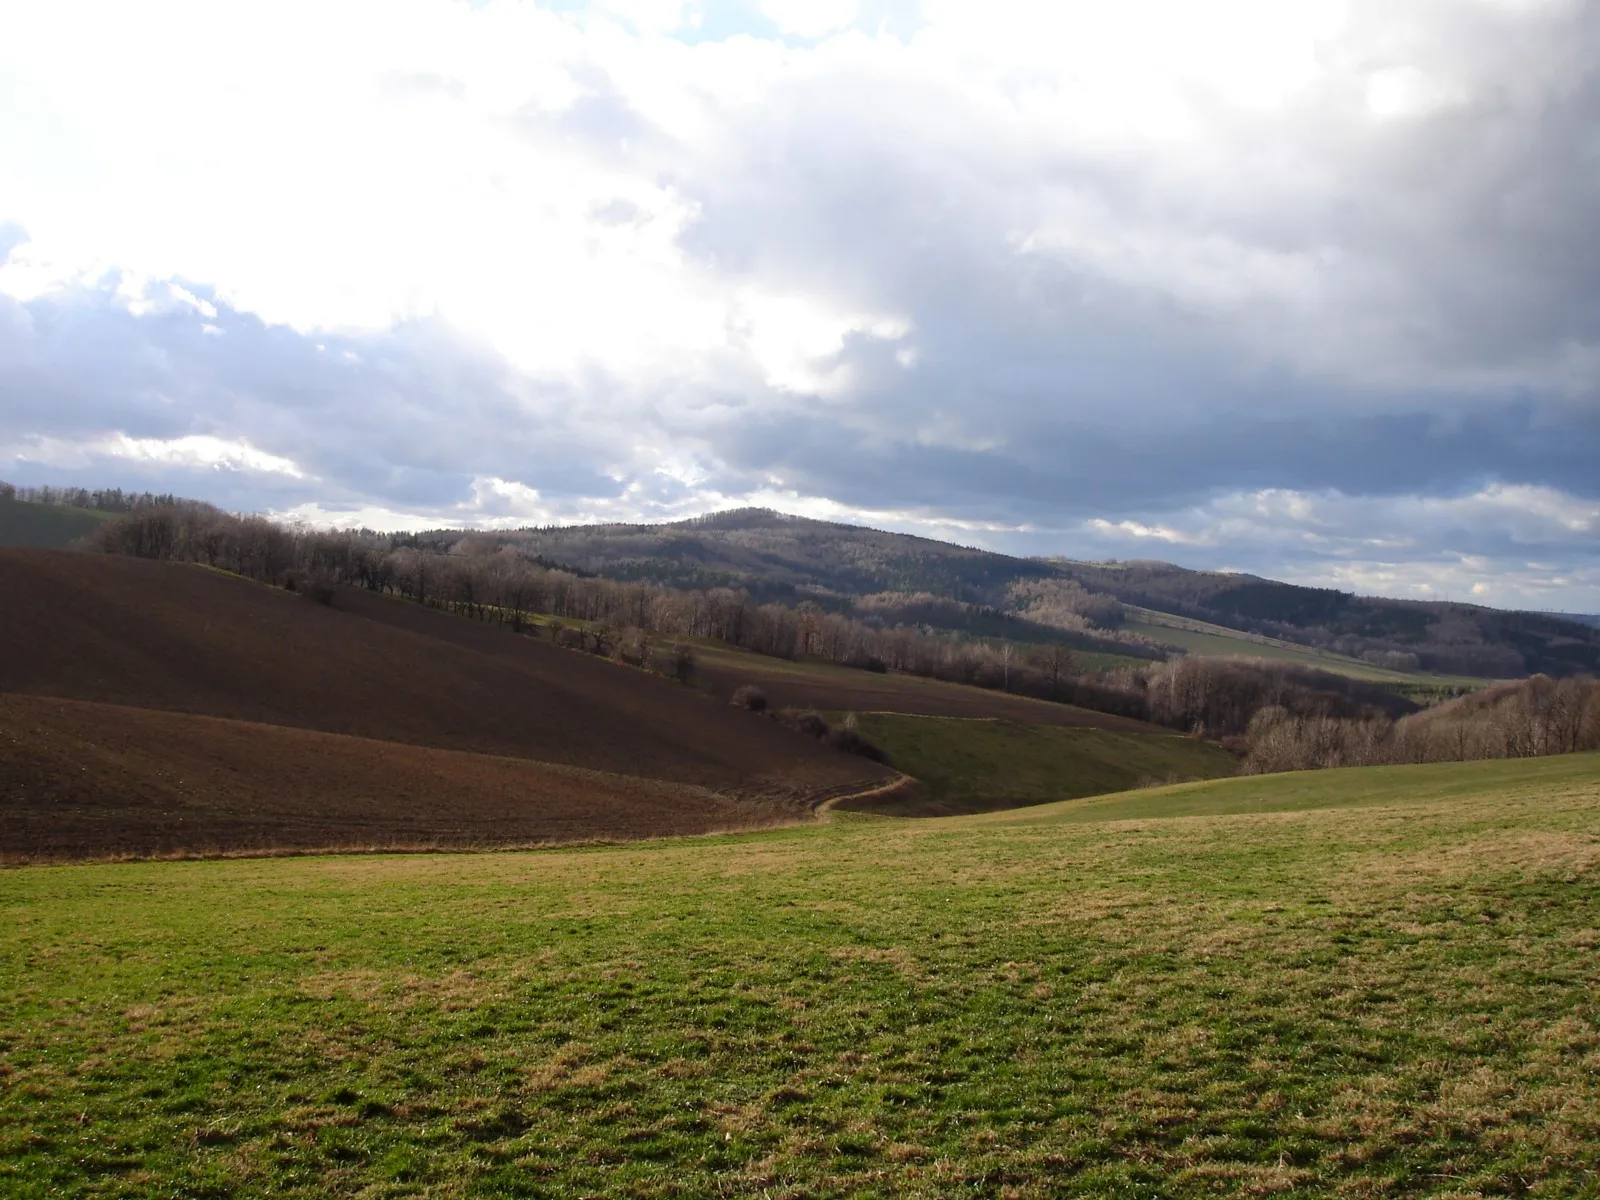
0;498;109;550
843;712;1239;814
4;755;1599;1197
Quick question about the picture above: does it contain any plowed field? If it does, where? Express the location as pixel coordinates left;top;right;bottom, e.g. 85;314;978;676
0;551;890;858
0;694;824;861
688;642;1154;730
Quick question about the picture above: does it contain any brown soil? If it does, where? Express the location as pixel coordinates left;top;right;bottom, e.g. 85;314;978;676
0;694;832;861
691;647;1152;732
0;551;887;787
0;551;892;858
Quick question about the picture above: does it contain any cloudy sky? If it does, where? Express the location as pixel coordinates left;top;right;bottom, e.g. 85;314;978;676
2;0;1597;609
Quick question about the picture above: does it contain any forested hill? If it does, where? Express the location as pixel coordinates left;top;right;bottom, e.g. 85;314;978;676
6;492;1596;678
472;508;1600;678
473;507;1058;602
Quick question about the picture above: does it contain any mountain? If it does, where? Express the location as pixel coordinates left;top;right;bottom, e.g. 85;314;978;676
469;508;1600;678
474;507;1060;603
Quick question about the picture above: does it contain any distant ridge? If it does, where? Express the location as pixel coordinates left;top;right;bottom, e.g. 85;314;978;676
461;509;1600;678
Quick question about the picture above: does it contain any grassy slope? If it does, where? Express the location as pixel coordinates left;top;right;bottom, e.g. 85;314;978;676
988;752;1599;824
839;713;1238;815
1124;608;1488;697
4;754;1598;1197
0;498;108;548
1123;607;1417;680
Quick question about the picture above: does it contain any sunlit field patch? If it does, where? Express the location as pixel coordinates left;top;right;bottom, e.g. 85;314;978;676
3;755;1598;1197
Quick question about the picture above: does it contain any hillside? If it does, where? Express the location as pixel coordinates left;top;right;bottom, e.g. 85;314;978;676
1;695;794;860
0;496;109;548
472;508;1600;677
1052;558;1600;677
488;508;1060;602
0;550;891;855
684;638;1156;730
1;548;1263;856
831;712;1238;815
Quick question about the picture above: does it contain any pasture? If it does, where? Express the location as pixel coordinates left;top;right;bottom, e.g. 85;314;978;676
0;498;108;550
835;712;1237;815
1119;607;1482;688
4;754;1598;1197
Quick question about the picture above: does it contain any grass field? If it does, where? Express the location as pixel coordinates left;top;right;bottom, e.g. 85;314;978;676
5;754;1598;1197
1121;607;1487;688
0;498;108;549
837;713;1238;815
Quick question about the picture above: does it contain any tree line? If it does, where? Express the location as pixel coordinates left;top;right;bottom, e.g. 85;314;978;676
1242;674;1599;773
0;482;182;512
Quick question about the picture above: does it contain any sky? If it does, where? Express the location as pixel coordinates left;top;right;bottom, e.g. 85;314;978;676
1;0;1597;611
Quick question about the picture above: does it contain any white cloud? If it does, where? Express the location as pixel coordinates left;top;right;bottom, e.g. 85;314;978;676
1086;519;1205;546
760;0;860;38
1;0;1597;609
8;433;306;478
1068;485;1600;610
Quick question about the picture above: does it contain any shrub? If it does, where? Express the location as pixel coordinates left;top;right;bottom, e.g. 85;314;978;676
827;726;891;764
551;624;586;650
777;709;830;739
285;571;336;605
731;685;769;713
642;643;696;684
616;627;651;667
666;644;696;684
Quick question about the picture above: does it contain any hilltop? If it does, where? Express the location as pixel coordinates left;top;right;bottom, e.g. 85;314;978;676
466;507;1600;678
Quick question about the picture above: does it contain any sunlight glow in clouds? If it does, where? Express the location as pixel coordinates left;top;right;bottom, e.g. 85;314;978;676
1;0;1597;608
9;434;307;479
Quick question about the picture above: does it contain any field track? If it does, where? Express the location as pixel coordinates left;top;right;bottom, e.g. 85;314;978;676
0;551;891;857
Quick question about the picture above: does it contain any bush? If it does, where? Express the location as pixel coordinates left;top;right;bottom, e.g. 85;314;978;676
827;726;891;765
731;685;768;713
666;644;696;684
777;708;830;739
551;624;587;650
285;571;336;605
643;642;696;684
859;656;888;674
615;627;651;667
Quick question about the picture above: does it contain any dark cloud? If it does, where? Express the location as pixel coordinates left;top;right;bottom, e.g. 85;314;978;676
3;1;1599;607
